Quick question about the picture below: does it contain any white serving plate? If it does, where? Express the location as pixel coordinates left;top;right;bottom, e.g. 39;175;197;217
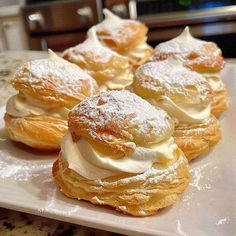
0;63;235;236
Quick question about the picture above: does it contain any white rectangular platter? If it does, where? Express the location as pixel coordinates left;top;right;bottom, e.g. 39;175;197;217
0;63;235;236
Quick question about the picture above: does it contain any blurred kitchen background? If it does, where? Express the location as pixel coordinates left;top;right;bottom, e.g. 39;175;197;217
1;0;236;57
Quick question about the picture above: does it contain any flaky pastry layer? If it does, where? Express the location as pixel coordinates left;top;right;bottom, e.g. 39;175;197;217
63;50;133;89
211;85;228;117
12;59;99;109
68;91;174;156
53;150;190;216
173;115;221;161
134;60;212;105
4;114;68;150
97;21;148;54
152;42;225;73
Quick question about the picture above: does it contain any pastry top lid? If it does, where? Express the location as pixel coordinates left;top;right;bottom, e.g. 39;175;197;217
68;90;174;155
155;27;204;54
152;27;225;73
12;50;99;108
63;27;130;67
134;57;212;105
95;9;148;52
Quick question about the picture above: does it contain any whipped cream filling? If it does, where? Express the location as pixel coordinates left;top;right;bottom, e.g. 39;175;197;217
201;72;223;90
61;132;178;180
148;96;210;124
123;37;151;60
6;94;69;118
99;69;133;91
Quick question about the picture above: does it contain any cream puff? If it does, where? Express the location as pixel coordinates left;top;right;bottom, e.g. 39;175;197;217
133;58;222;161
4;50;99;150
52;90;190;216
63;27;133;91
94;9;153;68
150;27;227;116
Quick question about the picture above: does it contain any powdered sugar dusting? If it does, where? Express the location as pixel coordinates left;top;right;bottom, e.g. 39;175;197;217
95;9;142;45
154;27;205;55
15;52;97;98
63;27;122;64
0;142;53;182
135;58;211;103
71;90;173;143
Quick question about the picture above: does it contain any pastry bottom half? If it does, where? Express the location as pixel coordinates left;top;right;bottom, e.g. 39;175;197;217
52;149;191;216
4;113;68;150
211;85;228;117
173;115;221;162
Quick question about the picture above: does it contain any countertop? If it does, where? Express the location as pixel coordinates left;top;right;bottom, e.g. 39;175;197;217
0;51;123;236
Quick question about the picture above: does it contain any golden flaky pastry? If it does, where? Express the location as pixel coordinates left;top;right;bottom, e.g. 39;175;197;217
4;51;99;150
173;115;221;161
133;58;222;161
149;27;227;116
95;9;153;67
4;114;67;150
63;28;133;91
53;90;190;216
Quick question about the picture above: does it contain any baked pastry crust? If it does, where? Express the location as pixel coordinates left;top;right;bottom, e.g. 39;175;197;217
4;113;67;150
133;59;222;160
5;54;98;150
53;90;190;216
12;57;99;109
53;151;190;216
134;60;212;106
68;90;174;155
151;27;225;73
95;9;153;67
150;27;227;116
63;28;133;90
96;15;148;53
211;85;228;117
153;42;225;73
173;115;222;161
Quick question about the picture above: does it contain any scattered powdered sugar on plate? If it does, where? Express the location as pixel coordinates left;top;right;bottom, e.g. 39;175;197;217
0;143;53;182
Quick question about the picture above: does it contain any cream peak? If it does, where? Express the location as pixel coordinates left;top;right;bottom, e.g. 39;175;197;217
178;26;193;39
86;27;103;46
48;49;68;63
103;8;121;21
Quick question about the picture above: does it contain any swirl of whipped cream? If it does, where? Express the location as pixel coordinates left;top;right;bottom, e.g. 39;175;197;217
6;94;69;118
61;132;178;180
123;37;152;60
148;96;211;124
99;69;133;91
201;72;223;91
